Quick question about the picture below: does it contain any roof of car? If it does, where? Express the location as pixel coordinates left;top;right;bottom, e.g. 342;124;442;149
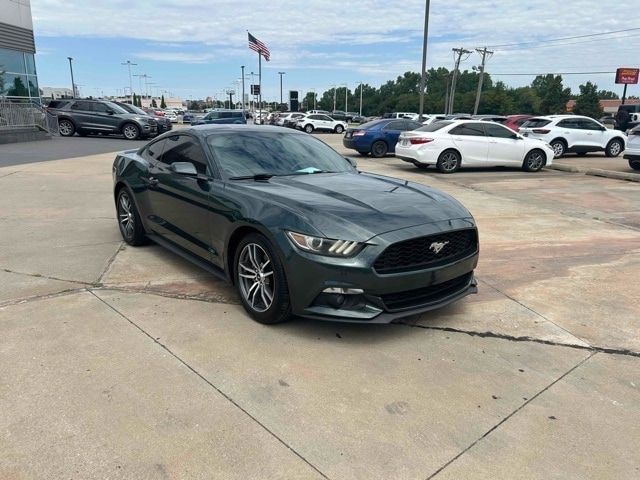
184;124;306;138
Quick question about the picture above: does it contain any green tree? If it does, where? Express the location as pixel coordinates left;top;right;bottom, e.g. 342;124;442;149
132;93;138;106
573;81;603;119
597;90;619;100
531;74;571;114
160;95;167;109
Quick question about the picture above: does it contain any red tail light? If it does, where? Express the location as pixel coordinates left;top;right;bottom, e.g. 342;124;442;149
352;130;366;136
532;129;550;134
409;137;434;144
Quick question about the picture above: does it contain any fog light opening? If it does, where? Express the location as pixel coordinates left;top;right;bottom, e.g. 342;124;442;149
328;294;346;308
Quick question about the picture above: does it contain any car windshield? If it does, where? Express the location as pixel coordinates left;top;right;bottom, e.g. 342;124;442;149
125;104;147;115
103;102;128;114
207;131;353;178
521;118;551;128
416;121;453;132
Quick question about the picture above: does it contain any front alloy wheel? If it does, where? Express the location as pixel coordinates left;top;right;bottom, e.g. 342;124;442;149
235;234;291;324
605;139;623;157
58;119;75;137
304;124;314;134
523;150;545;172
122;123;140;140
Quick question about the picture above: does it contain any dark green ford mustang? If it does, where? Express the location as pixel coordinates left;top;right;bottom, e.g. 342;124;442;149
112;125;479;324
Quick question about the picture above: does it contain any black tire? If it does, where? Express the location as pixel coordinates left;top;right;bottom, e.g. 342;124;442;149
58;119;75;137
436;149;461;173
334;125;344;134
629;159;640;171
234;233;291;324
116;187;147;246
550;139;566;158
371;140;388;158
122;123;140;140
523;149;546;172
605;138;624;157
304;124;314;134
357;151;369;156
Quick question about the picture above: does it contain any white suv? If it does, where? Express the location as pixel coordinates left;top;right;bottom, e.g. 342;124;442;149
297;114;347;134
623;126;640;170
518;115;626;158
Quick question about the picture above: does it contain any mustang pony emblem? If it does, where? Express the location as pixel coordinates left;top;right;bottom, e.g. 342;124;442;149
429;241;449;254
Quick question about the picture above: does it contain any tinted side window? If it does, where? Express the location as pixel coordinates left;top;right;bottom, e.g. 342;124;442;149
47;100;70;109
484;123;515;139
383;120;405;131
231;112;243;118
160;136;210;175
140;139;166;162
308;115;321;120
70;101;95;111
522;119;551;128
450;123;485;136
577;118;603;131
93;102;111;113
220;112;232;118
405;120;423;131
557;119;579;129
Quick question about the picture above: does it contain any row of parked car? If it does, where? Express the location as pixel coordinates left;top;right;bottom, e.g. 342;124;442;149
341;114;637;173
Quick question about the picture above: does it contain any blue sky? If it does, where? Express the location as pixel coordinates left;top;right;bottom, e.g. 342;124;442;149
32;0;640;101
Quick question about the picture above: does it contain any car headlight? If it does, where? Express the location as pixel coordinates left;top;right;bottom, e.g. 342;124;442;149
286;231;364;257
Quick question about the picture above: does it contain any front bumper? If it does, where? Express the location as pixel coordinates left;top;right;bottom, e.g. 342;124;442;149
279;219;478;323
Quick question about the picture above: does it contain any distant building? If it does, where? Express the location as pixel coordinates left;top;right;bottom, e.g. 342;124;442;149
0;0;40;100
566;98;640;114
41;87;73;99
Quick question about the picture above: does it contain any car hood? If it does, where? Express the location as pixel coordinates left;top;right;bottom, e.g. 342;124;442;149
239;172;473;241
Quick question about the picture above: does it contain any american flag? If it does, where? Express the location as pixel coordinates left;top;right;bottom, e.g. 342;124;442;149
248;32;270;61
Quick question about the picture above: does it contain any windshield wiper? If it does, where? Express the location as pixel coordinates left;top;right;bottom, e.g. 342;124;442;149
291;169;340;175
229;173;274;181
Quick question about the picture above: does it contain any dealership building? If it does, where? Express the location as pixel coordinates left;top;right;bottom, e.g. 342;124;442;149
0;0;39;100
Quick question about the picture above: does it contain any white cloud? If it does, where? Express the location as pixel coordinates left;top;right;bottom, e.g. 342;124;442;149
31;0;640;91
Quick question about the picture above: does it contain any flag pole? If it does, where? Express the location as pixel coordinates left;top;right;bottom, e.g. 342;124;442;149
258;50;262;122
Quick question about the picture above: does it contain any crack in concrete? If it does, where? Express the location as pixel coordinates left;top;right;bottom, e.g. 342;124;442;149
92;285;240;305
0;171;19;179
89;290;330;480
425;352;597;479
96;242;124;284
399;322;640;358
1;267;94;286
0;287;88;308
477;278;591;346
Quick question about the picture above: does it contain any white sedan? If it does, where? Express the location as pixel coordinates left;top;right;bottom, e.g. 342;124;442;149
395;120;554;173
297;114;347;134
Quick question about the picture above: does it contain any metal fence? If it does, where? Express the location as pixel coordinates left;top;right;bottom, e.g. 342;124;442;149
0;97;58;135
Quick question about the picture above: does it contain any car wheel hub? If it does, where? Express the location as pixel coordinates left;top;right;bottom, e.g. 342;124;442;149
238;243;274;313
118;193;134;237
610;142;620;155
552;143;564;156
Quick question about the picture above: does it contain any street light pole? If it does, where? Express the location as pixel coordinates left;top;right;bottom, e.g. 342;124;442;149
418;0;431;121
67;57;76;98
241;65;245;111
359;81;363;116
343;84;348;112
121;60;137;105
278;72;285;108
332;85;337;112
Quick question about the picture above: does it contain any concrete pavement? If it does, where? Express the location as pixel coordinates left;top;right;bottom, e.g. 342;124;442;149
0;136;639;479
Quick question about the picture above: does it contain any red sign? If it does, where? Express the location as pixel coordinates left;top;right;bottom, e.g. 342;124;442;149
615;68;639;84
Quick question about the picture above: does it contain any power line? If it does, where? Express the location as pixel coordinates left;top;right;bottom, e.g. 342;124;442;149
494;32;640;51
491;71;615;76
486;27;640;48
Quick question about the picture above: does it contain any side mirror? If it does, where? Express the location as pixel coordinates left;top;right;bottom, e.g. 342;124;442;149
600;126;607;131
345;156;357;168
106;108;114;115
170;162;198;176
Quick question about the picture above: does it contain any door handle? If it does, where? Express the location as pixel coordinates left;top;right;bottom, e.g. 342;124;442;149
143;176;159;186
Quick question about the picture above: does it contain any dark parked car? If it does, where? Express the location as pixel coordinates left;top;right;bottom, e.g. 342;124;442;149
192;109;246;125
116;102;172;134
48;99;157;139
343;118;423;157
113;125;479;324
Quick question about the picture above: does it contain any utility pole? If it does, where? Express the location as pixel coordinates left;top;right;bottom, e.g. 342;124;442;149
121;60;137;105
278;71;285;108
448;48;471;114
67;57;76;98
418;0;431;121
473;47;494;115
332;85;337;112
344;84;348;112
359;81;363;116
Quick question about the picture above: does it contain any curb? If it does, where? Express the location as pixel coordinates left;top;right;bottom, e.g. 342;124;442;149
547;164;640;182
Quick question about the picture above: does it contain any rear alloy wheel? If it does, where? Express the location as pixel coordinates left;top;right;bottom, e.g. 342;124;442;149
334;125;344;134
304;124;314;134
523;149;545;172
58;119;75;137
371;140;388;158
550;140;566;158
436;150;461;173
629;159;640;171
122;123;140;140
235;233;291;324
116;188;147;246
605;139;623;157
